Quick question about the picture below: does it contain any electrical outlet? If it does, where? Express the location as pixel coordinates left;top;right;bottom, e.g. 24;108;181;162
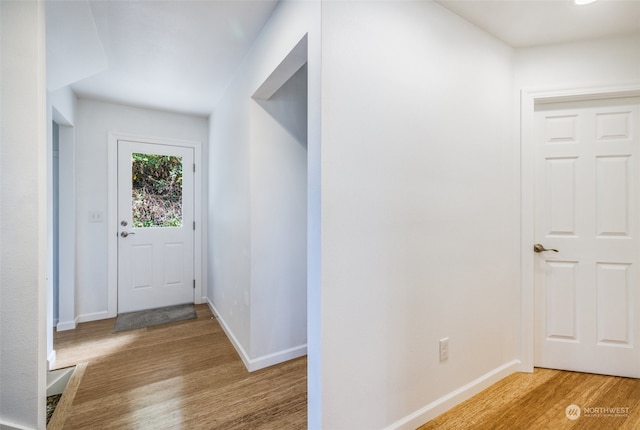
439;337;449;361
88;211;104;223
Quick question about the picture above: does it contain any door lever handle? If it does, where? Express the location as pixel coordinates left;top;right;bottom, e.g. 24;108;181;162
120;231;136;238
533;243;558;253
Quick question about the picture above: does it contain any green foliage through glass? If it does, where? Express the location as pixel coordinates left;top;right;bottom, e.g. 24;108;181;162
132;153;183;228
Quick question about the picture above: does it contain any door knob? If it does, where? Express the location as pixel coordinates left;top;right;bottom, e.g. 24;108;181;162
120;231;136;238
533;243;558;253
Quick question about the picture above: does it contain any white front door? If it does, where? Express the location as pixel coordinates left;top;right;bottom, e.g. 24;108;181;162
534;97;640;377
117;140;194;313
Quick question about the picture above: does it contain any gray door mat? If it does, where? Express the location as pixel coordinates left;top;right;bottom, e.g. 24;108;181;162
113;303;197;333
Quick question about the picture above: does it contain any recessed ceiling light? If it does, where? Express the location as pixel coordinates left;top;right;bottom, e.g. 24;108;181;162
574;0;598;5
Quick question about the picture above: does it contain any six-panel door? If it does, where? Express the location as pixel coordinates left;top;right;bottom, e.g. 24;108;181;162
534;98;640;378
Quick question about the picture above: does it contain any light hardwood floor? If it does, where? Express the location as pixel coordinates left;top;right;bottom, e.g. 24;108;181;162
53;305;640;430
51;304;306;429
418;367;640;430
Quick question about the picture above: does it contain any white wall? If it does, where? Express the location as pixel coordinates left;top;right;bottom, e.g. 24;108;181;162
51;89;78;334
46;86;78;367
515;34;640;90
320;2;518;428
75;99;208;320
208;0;321;375
49;86;77;125
251;64;308;360
0;1;47;428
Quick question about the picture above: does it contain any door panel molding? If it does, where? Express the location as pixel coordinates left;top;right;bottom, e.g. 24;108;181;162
107;133;203;317
520;82;640;373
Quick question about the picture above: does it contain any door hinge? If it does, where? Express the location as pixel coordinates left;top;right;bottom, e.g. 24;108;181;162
193;221;196;230
193;279;196;289
193;163;196;173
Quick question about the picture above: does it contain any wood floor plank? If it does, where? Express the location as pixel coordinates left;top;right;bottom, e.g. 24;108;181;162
417;368;640;430
52;304;306;429
57;306;640;429
47;362;87;430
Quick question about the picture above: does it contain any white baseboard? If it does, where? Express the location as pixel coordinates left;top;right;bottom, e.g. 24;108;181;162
384;360;521;430
47;349;56;370
249;344;307;371
56;318;78;331
0;418;37;430
206;298;306;372
77;310;110;324
206;298;252;369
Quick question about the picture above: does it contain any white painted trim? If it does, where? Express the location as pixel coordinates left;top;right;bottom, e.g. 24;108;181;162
47;350;56;370
207;298;252;370
252;34;307;100
519;81;640;374
249;345;308;372
107;133;204;318
77;310;110;324
0;419;38;430
206;299;306;372
56;318;78;332
384;360;521;430
107;135;118;317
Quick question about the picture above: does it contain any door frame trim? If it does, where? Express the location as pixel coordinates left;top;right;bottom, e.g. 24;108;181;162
107;133;203;317
519;81;640;372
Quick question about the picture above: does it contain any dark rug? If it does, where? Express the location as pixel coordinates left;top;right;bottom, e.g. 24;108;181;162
113;303;197;333
47;393;62;424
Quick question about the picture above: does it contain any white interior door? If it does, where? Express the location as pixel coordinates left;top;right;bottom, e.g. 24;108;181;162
117;140;194;313
534;97;640;377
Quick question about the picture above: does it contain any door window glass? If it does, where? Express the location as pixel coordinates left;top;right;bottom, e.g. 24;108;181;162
132;153;183;227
